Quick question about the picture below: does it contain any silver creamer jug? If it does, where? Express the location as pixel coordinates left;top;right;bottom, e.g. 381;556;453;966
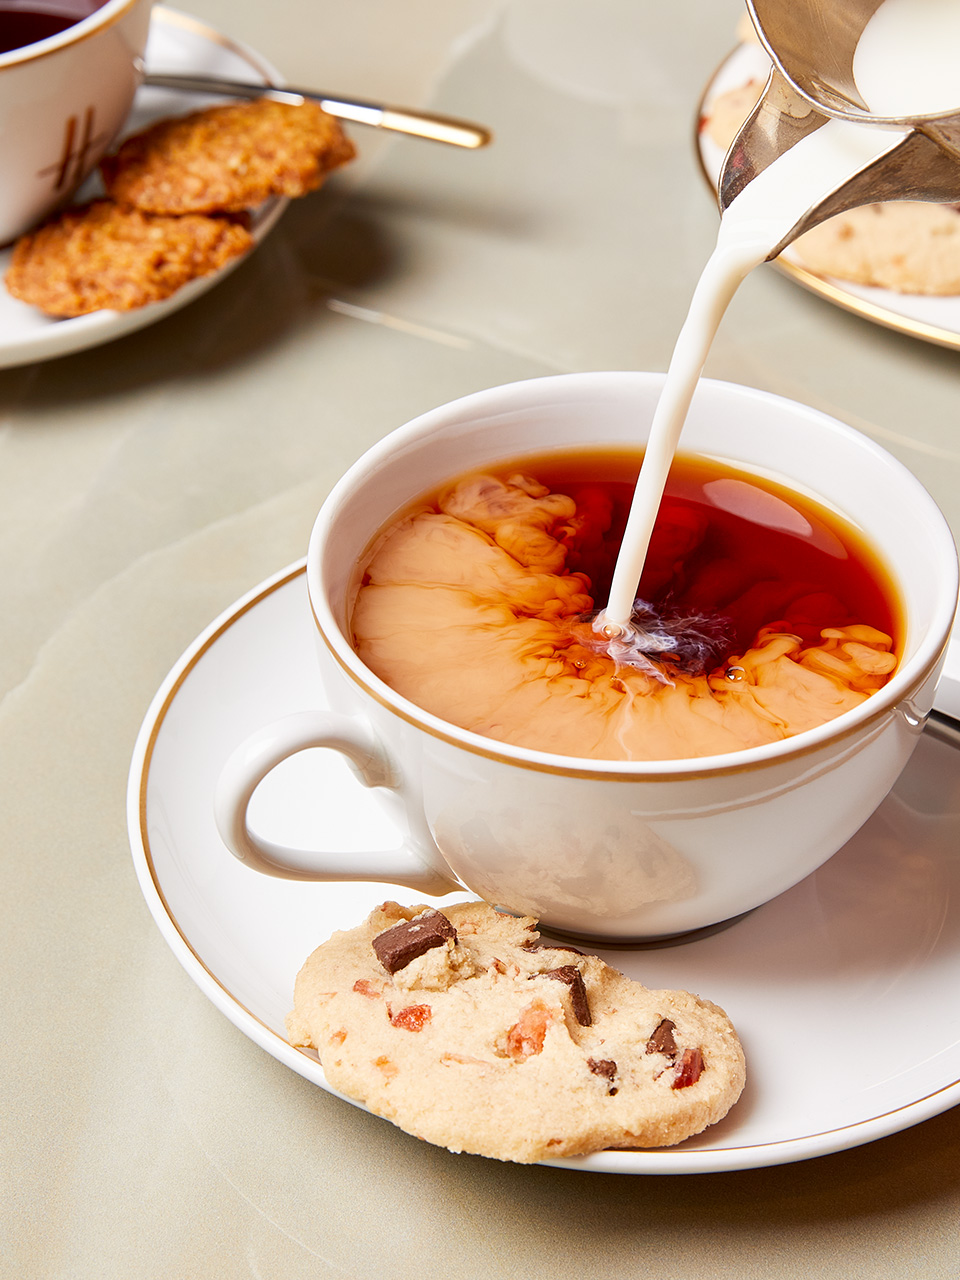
720;0;960;259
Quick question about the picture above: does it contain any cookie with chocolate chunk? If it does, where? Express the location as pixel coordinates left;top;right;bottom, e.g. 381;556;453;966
287;901;746;1163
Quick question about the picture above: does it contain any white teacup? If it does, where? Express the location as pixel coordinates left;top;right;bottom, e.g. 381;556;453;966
0;0;153;245
216;373;958;942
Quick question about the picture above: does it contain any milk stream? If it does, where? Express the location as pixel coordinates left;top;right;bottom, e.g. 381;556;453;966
598;0;960;638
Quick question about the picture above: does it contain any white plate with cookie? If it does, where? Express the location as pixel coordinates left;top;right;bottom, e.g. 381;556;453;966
697;40;960;352
0;6;289;370
127;562;960;1174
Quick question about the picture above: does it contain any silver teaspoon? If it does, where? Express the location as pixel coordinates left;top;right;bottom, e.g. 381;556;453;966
142;73;492;149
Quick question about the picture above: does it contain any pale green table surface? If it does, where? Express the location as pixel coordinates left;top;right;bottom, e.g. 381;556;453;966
4;2;960;1276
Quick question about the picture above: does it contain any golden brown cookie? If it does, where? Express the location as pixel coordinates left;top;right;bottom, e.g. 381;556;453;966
101;98;356;215
288;901;746;1163
4;199;253;316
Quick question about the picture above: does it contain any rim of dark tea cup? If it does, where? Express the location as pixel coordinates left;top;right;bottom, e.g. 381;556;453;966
0;0;142;70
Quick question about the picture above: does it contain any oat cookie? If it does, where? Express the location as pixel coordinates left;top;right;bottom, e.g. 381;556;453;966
287;901;746;1163
101;98;356;215
4;199;252;316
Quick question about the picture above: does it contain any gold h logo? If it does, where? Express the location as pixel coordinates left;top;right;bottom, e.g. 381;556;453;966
39;108;109;192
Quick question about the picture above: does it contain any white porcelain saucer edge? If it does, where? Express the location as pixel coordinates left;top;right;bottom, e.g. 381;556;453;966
127;560;960;1176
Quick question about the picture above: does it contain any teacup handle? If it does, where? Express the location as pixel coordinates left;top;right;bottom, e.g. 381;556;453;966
214;710;458;893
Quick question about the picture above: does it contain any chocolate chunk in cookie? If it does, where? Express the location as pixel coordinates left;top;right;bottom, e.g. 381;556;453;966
542;964;592;1026
646;1017;678;1059
372;909;457;974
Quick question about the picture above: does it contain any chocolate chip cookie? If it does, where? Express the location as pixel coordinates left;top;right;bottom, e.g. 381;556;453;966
287;901;746;1163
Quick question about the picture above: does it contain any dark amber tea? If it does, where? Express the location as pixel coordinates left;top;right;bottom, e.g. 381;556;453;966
518;446;899;652
0;0;104;55
350;447;901;761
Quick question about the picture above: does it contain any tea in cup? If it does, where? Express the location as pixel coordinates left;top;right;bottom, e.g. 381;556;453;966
0;0;152;244
215;372;957;942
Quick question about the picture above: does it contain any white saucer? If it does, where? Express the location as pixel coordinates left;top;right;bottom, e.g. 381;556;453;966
127;562;960;1174
697;41;960;352
0;7;288;370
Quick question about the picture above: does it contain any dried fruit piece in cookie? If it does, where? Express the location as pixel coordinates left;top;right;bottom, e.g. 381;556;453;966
101;99;356;215
4;200;252;317
287;900;746;1163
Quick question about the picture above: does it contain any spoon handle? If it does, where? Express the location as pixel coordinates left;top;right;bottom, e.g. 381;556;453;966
142;73;492;149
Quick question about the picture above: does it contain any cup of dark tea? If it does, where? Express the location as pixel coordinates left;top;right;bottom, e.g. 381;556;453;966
0;0;152;244
215;373;958;943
